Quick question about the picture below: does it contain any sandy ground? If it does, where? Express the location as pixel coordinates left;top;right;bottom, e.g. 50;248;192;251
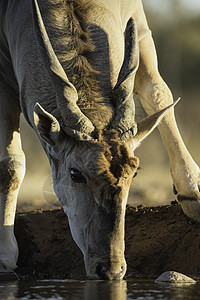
14;203;200;280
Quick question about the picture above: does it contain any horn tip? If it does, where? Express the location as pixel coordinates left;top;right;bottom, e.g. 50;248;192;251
174;97;181;106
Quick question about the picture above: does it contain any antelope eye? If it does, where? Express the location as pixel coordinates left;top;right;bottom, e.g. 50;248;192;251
70;168;86;183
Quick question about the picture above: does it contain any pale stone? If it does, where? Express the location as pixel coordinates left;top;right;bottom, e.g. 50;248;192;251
155;271;196;283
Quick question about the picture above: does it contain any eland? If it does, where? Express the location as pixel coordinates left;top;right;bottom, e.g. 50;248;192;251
0;0;199;280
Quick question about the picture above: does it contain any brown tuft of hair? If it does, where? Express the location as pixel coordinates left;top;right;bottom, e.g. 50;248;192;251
93;130;139;184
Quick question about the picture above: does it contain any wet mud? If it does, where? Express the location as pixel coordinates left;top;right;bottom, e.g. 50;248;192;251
14;204;200;280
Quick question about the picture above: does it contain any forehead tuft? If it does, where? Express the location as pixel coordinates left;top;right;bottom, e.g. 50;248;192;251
81;130;139;183
102;131;138;179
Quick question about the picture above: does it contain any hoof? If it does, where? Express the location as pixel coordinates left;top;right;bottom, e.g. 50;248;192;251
155;271;196;284
180;200;200;223
0;271;19;281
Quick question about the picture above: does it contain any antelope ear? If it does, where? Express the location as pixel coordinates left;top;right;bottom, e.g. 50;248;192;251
34;102;61;146
133;98;180;148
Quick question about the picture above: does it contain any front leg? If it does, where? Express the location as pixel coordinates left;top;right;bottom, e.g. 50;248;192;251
0;91;26;276
135;36;200;222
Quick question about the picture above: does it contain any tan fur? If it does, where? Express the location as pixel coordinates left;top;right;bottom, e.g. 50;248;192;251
0;160;21;195
96;130;139;183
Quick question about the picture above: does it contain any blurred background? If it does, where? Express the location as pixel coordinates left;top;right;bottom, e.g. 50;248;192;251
17;0;200;210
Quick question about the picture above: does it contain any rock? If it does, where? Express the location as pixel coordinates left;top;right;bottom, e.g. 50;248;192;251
155;271;196;283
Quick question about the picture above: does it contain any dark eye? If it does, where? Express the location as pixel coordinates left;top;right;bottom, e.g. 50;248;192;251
133;167;140;178
70;168;86;183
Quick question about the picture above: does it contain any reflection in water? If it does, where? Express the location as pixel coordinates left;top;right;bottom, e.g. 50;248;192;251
127;280;199;300
0;279;199;299
84;280;127;300
0;280;127;300
0;282;18;300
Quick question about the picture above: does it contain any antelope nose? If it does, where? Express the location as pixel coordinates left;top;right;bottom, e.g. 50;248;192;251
95;263;126;280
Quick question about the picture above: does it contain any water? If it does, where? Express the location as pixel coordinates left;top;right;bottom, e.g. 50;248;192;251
0;279;199;300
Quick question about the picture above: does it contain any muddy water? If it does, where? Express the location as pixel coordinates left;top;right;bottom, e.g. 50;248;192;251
0;279;200;300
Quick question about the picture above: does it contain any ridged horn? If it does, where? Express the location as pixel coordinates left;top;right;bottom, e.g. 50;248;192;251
31;0;95;140
111;18;139;140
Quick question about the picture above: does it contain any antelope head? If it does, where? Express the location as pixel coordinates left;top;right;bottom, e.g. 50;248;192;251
32;0;178;280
